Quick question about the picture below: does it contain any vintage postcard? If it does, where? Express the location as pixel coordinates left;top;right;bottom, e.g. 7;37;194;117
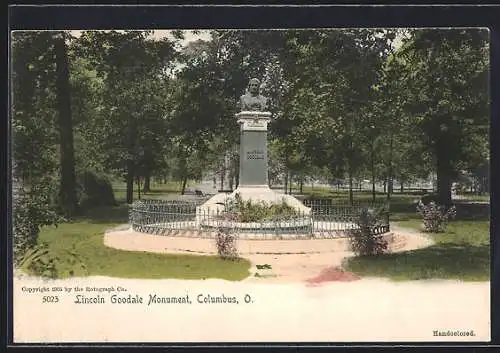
10;27;490;343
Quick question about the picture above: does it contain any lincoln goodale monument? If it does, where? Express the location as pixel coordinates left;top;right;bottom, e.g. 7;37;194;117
196;77;311;224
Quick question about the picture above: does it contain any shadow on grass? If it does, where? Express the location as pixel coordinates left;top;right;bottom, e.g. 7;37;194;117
389;202;489;222
143;189;180;195
345;242;490;281
454;203;490;221
74;203;130;224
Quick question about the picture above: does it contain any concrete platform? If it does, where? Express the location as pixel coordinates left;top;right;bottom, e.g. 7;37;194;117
196;186;311;217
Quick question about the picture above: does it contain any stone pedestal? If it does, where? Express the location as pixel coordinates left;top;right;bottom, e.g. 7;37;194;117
236;111;272;188
196;111;310;223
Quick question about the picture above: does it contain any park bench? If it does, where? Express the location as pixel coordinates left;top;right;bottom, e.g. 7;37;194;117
195;189;205;196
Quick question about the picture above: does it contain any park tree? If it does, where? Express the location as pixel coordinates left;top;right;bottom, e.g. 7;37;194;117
11;31;73;264
73;30;178;203
399;28;489;205
12;31;80;217
168;42;228;193
276;29;395;203
12;32;59;188
53;32;78;216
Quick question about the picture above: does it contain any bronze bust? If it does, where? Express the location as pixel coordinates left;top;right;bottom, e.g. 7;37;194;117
239;78;268;112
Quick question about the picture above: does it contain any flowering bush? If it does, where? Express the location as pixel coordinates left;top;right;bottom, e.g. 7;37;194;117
416;200;457;233
215;223;238;261
347;206;389;256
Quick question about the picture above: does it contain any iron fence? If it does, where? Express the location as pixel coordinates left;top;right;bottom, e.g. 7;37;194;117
129;199;390;239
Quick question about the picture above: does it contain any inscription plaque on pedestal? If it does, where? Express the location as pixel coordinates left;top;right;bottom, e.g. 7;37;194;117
239;129;269;186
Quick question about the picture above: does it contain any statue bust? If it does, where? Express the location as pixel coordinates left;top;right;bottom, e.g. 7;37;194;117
239;78;268;112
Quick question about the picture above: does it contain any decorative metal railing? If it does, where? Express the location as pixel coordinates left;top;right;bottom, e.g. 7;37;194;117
129;199;390;239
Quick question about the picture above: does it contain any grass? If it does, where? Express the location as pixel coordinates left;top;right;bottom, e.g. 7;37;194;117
24;203;251;281
344;219;490;281
301;187;421;204
311;188;491;281
112;180;196;203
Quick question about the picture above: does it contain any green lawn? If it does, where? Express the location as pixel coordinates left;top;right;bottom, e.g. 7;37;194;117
112;180;194;202
25;204;251;281
344;219;490;281
455;193;490;202
301;187;421;204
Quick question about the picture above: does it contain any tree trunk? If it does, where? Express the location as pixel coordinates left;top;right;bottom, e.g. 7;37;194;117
371;177;376;203
386;132;394;201
54;32;78;217
348;164;354;205
220;170;224;191
299;176;304;194
181;175;188;195
219;157;226;191
289;171;293;194
400;180;404;193
436;147;453;206
228;168;234;191
235;159;240;189
284;171;288;194
370;141;376;202
126;165;134;204
143;171;151;193
136;176;141;200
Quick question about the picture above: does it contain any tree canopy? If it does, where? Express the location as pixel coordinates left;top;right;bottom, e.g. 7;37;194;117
11;28;490;209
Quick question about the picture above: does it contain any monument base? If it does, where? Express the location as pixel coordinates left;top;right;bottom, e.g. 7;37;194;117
229;186;311;214
195;186;311;227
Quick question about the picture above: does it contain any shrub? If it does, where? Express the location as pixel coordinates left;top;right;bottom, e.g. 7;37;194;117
18;243;59;279
420;193;440;205
416;200;457;233
76;171;116;209
215;222;238;261
218;193;300;223
347;206;388;256
13;181;63;276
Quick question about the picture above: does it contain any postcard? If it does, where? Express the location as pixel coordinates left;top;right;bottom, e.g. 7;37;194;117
10;27;490;343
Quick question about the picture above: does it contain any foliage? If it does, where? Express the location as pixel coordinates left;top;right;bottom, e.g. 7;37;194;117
214;223;239;261
11;31;80;217
347;206;389;256
76;171;117;209
73;30;178;203
416;200;457;233
11;32;60;188
13;182;64;271
399;28;489;204
219;193;300;222
420;193;440;205
18;243;60;279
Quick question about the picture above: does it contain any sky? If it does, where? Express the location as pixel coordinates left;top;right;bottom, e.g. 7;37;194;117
70;29;403;48
70;30;212;47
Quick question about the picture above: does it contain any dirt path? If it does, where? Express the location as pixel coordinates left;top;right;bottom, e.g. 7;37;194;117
103;226;435;284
